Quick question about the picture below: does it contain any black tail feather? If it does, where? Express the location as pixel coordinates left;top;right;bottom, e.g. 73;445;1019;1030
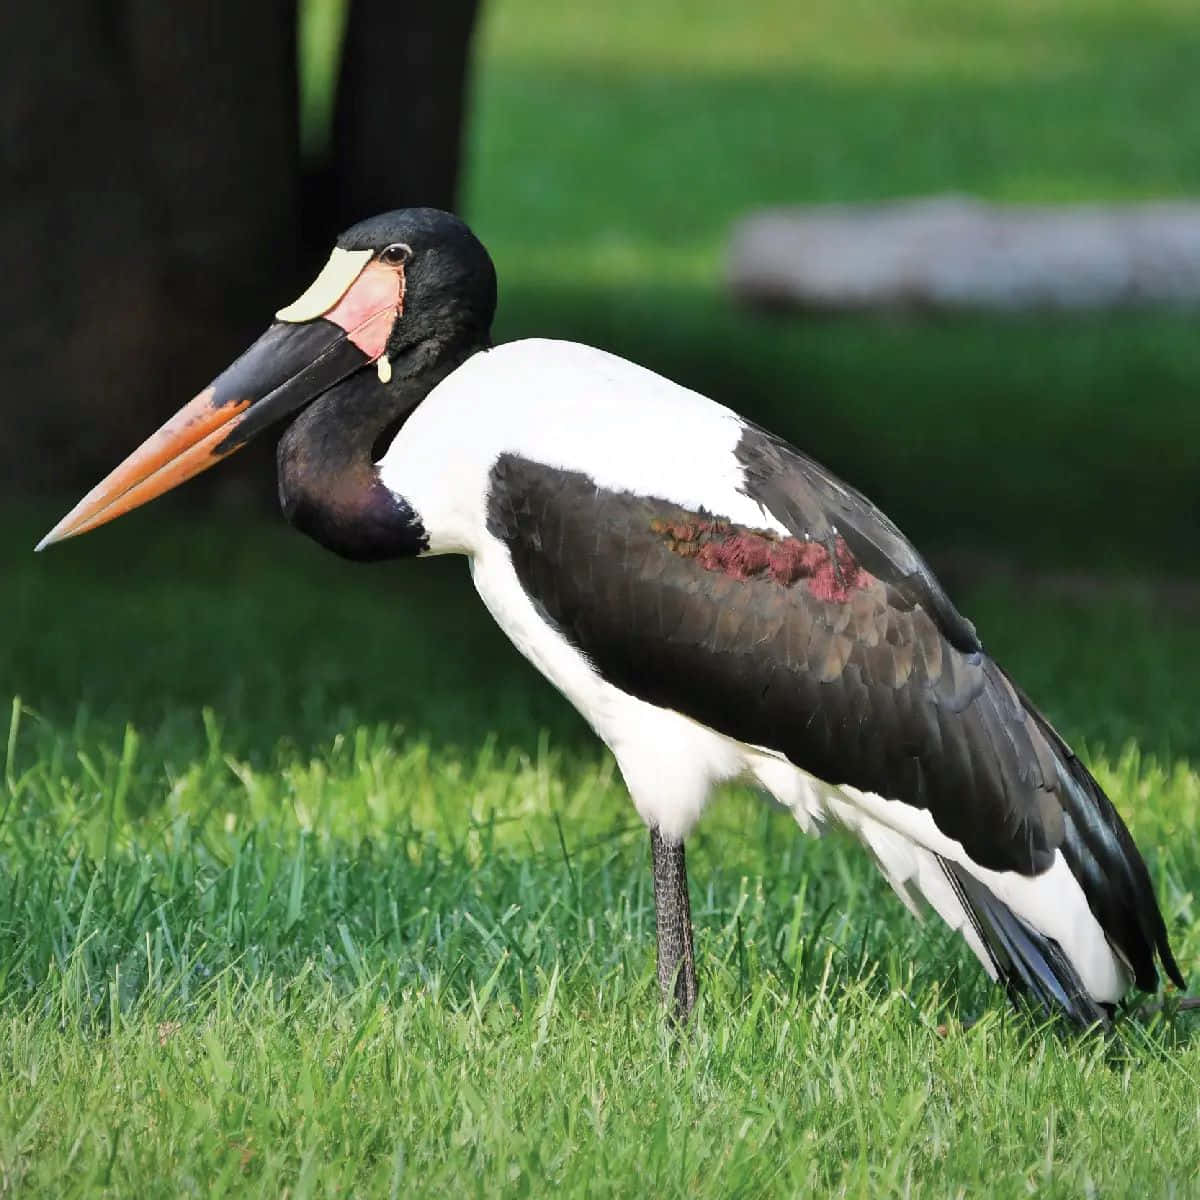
996;668;1184;994
1053;748;1186;993
940;857;1112;1028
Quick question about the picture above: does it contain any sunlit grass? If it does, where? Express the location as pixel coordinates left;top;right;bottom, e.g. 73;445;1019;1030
0;689;1198;1195
298;0;349;158
468;0;1200;269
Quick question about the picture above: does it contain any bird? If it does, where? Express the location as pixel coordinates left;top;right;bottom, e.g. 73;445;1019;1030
38;206;1184;1028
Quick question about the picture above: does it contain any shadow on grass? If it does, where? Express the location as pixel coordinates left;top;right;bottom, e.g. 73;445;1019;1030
2;502;593;760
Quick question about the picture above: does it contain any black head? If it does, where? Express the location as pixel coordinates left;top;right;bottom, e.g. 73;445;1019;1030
336;208;497;366
37;208;496;550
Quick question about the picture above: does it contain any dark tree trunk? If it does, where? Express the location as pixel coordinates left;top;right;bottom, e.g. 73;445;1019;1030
0;0;480;497
0;0;299;494
329;0;481;230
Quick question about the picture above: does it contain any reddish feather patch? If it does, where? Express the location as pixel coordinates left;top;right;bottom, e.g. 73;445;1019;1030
651;516;871;602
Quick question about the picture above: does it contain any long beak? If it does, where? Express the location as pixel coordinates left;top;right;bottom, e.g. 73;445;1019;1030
37;250;403;550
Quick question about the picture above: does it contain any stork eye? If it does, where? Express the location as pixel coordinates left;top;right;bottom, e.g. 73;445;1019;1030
380;243;411;266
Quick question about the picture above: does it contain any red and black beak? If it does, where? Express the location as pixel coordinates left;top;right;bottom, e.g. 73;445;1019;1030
37;247;404;550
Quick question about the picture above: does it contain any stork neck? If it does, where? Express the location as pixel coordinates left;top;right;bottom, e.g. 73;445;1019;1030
276;342;481;561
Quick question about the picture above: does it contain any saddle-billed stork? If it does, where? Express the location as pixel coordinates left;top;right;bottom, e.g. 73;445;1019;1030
39;207;1184;1027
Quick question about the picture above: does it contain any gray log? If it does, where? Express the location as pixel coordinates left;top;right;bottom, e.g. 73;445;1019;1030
728;196;1200;313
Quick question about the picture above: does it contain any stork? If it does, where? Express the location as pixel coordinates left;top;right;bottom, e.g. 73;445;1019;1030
39;208;1184;1027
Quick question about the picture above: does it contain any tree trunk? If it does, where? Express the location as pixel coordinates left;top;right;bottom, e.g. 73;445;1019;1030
0;0;299;494
329;0;481;230
1;0;480;498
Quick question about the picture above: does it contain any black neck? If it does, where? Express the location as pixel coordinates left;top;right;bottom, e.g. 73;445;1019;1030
276;342;482;561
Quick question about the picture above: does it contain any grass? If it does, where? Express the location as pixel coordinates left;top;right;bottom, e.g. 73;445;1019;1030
4;0;1200;1192
2;507;1199;1196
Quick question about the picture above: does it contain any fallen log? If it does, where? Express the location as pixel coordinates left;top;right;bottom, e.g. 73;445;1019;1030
728;196;1200;313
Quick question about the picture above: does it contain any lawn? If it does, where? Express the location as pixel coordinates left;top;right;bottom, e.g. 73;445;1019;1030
4;0;1200;1193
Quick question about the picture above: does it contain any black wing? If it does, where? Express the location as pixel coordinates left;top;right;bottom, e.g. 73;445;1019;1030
485;435;1181;994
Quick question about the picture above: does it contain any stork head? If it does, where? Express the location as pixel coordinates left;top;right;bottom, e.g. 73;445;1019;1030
36;208;496;550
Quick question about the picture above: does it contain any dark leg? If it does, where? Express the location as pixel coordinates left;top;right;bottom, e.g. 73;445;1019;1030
650;826;698;1022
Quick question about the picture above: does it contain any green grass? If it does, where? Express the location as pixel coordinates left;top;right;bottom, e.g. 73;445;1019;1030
5;0;1200;1192
2;506;1199;1196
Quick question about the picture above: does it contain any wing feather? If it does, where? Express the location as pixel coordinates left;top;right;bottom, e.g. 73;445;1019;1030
486;446;1181;992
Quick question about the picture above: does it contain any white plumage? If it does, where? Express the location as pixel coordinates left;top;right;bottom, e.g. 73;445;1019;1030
380;337;1131;1007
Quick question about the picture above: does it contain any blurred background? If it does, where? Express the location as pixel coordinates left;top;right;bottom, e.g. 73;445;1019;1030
2;6;1200;1184
3;0;1199;754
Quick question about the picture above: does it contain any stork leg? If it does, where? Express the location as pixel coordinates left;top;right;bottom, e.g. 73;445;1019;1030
650;825;697;1022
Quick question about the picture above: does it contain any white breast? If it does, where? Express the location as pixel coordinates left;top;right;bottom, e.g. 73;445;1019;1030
376;338;787;556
